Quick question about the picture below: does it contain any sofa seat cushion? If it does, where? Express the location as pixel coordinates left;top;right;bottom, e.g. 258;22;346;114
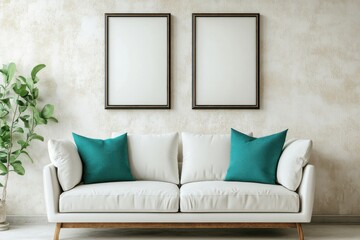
60;181;179;213
180;181;299;213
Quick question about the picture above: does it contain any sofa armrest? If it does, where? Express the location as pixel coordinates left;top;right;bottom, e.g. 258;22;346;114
43;164;62;222
297;164;316;222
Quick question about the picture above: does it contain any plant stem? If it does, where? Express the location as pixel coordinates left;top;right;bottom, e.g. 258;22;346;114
1;97;19;202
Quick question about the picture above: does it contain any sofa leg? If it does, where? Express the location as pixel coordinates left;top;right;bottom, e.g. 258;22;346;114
54;223;62;240
296;223;304;240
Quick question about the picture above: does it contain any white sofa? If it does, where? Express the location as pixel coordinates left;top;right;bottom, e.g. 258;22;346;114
43;132;315;240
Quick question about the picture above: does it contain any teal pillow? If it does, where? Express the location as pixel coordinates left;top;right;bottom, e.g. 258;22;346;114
225;129;287;184
72;133;134;184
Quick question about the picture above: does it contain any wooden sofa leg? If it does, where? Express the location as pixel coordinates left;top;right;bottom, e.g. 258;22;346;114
296;223;304;240
54;223;62;240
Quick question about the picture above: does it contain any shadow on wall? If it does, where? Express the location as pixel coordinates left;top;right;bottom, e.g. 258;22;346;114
311;148;354;215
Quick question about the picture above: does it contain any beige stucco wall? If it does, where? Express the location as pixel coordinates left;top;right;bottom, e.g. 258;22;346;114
0;0;359;216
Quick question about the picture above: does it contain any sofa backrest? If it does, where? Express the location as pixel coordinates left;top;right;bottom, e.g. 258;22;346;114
112;132;179;184
181;133;231;184
180;132;254;184
111;132;312;191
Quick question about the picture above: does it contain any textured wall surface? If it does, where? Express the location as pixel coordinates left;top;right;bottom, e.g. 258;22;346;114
0;0;359;216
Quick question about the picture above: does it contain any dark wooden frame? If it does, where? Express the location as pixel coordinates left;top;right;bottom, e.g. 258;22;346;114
192;13;260;109
105;13;171;109
53;222;304;240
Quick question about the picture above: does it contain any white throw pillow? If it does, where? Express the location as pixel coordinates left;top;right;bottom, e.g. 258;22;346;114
112;132;179;184
181;132;252;184
277;139;313;191
48;139;83;191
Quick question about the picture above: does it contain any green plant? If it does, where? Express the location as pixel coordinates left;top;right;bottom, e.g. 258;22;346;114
0;63;57;202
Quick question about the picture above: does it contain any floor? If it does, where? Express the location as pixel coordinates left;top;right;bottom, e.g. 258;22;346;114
0;223;359;240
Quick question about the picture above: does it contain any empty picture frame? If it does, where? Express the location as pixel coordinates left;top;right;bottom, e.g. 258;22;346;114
192;13;260;109
105;13;171;109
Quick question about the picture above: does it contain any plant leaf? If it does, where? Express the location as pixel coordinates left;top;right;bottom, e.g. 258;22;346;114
30;106;46;125
0;151;7;158
0;126;10;139
17;99;28;112
30;133;44;142
31;64;46;81
17;140;29;148
0;109;9;118
41;104;54;119
1;98;11;109
19;105;27;113
34;113;46;125
0;69;7;77
21;150;34;163
9;155;16;163
11;149;21;157
16;99;26;106
0;131;11;148
12;162;25;175
13;83;28;97
0;162;8;174
7;63;16;83
17;76;27;83
24;94;34;104
48;117;58;123
26;78;34;91
32;88;39;99
0;182;3;187
13;127;24;134
20;116;30;128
